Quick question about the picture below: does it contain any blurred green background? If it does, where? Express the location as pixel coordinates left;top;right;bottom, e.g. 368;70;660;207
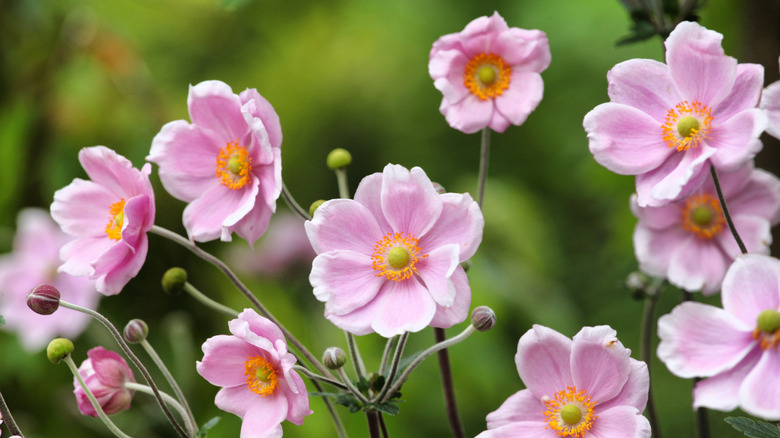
1;0;779;436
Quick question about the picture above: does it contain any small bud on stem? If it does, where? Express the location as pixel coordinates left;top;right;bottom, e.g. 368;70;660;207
47;338;74;364
27;284;61;315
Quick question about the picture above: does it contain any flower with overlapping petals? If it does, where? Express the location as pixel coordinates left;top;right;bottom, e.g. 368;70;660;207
429;11;550;134
74;346;136;417
306;164;484;337
632;163;780;295
147;80;282;245
584;21;766;207
476;325;650;438
197;309;312;438
51;146;155;295
658;254;780;420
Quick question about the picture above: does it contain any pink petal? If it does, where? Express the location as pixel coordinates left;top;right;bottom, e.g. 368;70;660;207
738;350;780;420
632;224;689;279
760;78;780;139
428;265;471;328
232;179;275;247
693;348;761;411
78;146;143;198
441;94;493;134
721;254;780;326
197;335;258;387
657;301;754;377
182;182;256;242
596;359;648;413
239;87;283;150
305;199;383;255
415;244;459;307
635;146;715;207
495;28;550;72
281;371;312;425
58;237;111;277
380;165;442;236
430;49;471;104
493;71;544;129
235;309;286;346
485;389;545;429
51;179;118;237
353;172;392;234
221;179;261;239
309;250;383;314
187;81;248;142
419;193;483;260
718;215;771;260
93;235;148;295
712;63;764;120
515;325;573;399
630;194;681;231
368;279;437;337
708;108;765;171
460;12;508;55
726;168;780;223
89;347;133;386
475;422;555;438
588;406;651;438
607;58;678;122
667;235;729;293
570;326;631;403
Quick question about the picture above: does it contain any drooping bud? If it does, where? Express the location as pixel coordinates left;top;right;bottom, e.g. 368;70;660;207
471;306;496;332
309;199;326;217
326;148;352;170
322;347;347;370
27;284;61;315
47;338;74;364
123;319;149;344
161;267;187;295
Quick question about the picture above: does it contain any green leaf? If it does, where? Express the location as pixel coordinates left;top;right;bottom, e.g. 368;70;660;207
196;416;221;438
373;401;401;416
0;315;5;327
725;417;780;438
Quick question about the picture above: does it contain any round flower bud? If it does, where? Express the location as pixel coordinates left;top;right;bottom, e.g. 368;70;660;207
326;148;352;170
161;267;187;295
47;338;74;364
123;319;149;344
322;347;347;370
309;199;326;217
27;284;61;315
471;306;496;332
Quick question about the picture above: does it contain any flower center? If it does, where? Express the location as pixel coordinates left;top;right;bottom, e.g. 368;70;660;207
463;53;511;100
105;199;126;241
662;100;713;151
753;309;780;351
244;355;279;396
371;232;428;281
542;386;597;438
216;140;252;190
681;193;725;239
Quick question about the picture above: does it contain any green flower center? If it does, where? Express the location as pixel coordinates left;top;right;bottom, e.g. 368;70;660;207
477;65;496;85
560;404;582;425
387;247;411;269
690;205;714;227
757;309;780;333
677;116;700;139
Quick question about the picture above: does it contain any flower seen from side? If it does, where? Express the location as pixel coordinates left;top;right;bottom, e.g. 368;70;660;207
632;163;780;295
147;80;282;245
476;325;650;438
74;346;136;417
429;11;551;134
305;164;484;337
51;146;155;295
584;21;766;207
196;309;312;438
658;254;780;420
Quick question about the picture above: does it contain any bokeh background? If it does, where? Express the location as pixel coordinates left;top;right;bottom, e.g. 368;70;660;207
1;0;780;436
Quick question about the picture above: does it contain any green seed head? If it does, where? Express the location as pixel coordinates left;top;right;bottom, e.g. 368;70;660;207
228;154;245;174
309;199;326;217
161;267;187;295
757;309;780;333
677;116;700;138
387;247;410;269
47;338;74;364
326;148;352;170
478;65;496;85
690;205;714;226
560;404;582;425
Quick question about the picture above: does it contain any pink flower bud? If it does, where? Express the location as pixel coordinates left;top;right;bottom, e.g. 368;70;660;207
73;347;135;417
26;284;61;315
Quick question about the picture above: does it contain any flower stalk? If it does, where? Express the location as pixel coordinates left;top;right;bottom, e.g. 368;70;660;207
709;165;747;254
640;277;664;438
0;390;23;438
281;182;312;221
477;127;491;208
182;282;239;318
125;382;197;436
434;328;466;438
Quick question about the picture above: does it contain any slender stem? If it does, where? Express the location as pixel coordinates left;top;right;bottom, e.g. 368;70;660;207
281;183;312;221
640;278;664;438
378;336;398;376
139;339;198;436
477;128;491;208
366;411;381;438
59;299;188;437
434;328;466;438
309;378;348;438
0;390;23;437
336;367;370;405
345;332;366;382
710;165;747;254
125;382;197;437
378;413;389;438
336;168;350;199
64;356;133;438
682;292;710;438
183;282;239;318
375;333;409;402
293;365;349;391
149;225;333;379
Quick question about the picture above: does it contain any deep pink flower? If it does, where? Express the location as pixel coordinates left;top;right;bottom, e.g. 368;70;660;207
476;325;650;438
74;346;136;417
196;309;312;438
760;56;780;140
632;163;780;295
51;146;155;295
584;21;766;207
305;164;484;337
0;209;98;351
147;80;282;245
429;11;550;134
658;254;780;420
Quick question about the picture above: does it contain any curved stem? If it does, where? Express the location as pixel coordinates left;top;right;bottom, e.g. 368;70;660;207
640;278;664;438
183;282;239;318
378;336;398;376
293;365;349;391
281;183;312;221
336;367;370;405
477;128;491;208
309;377;348;438
125;382;197;437
345;332;366;382
375;333;409;402
434;328;465;438
710;165;747;254
0;390;23;437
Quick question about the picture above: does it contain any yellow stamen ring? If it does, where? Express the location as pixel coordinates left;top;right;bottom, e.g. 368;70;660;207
681;193;725;240
105;199;126;241
543;386;597;437
371;232;428;281
216;140;253;190
244;355;279;397
463;53;511;100
662;100;713;151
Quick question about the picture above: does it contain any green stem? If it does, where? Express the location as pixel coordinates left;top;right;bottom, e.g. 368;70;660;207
125;382;197;437
309;378;348;438
477;128;491;208
378;336;398;376
640;278;664;438
336;367;370;405
710;165;747;254
183;282;239;318
292;365;348;391
336;168;350;199
345;332;366;382
0;390;23;437
281;183;312;221
375;333;409;402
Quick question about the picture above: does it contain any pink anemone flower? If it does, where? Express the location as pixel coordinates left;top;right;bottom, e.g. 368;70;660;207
51;146;155;295
476;325;650;438
147;80;282;245
760;56;780;140
632;162;780;295
584;21;766;207
658;254;780;420
305;164;484;337
196;309;312;438
0;208;98;351
74;346;136;417
429;11;551;134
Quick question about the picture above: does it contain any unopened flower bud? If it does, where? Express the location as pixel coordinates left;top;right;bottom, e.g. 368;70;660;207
626;271;651;300
471;306;496;332
47;338;74;364
27;284;61;315
368;372;386;393
309;199;326;217
322;347;347;370
326;148;352;170
123;319;149;344
162;267;187;295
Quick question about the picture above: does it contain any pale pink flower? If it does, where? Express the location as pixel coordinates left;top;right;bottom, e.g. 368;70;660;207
147;80;282;245
632;163;780;295
760;56;780;139
429;11;550;134
196;309;312;438
476;325;650;438
0;209;98;351
0;417;22;438
51;146;155;295
584;21;766;207
305;164;484;337
74;346;136;417
658;254;780;420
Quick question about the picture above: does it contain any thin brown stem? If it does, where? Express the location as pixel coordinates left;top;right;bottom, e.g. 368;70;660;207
709;165;747;254
434;328;466;438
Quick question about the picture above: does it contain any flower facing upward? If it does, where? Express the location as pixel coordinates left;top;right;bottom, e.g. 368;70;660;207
584;21;766;207
632;163;780;295
147;80;282;245
305;164;484;337
51;147;155;295
74;347;136;417
429;11;551;134
196;309;312;438
658;254;780;420
476;325;650;438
